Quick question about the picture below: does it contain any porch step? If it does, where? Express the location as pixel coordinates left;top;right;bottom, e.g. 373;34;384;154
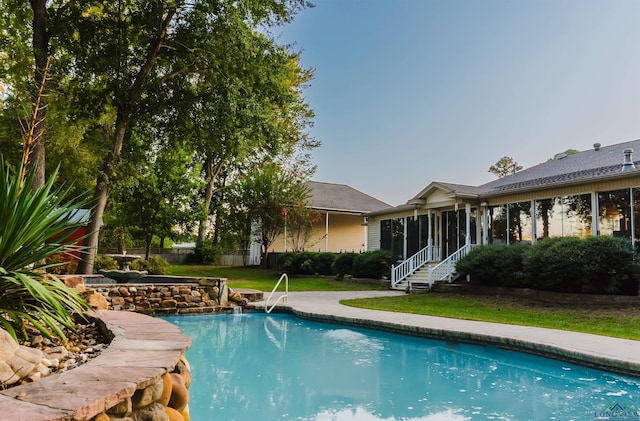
390;266;460;293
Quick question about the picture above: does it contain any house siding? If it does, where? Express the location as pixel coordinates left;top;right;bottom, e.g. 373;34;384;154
486;176;640;205
367;218;381;251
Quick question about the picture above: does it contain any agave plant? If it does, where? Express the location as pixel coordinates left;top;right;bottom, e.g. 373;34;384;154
0;158;90;341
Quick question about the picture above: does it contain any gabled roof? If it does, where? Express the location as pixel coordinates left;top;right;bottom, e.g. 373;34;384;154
409;181;485;203
368;139;640;216
306;181;390;214
478;139;640;196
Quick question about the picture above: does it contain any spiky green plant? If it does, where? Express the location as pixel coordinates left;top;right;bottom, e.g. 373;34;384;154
0;158;90;341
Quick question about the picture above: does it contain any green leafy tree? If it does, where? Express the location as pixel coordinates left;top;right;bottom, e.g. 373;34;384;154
228;164;310;267
69;0;312;273
109;127;200;260
489;156;523;178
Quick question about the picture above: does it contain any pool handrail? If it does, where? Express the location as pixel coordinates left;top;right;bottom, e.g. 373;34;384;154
265;273;288;313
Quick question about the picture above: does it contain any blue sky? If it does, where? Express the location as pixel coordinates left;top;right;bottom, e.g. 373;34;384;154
277;0;640;206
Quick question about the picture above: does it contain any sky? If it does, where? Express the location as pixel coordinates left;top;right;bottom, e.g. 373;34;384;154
275;0;640;206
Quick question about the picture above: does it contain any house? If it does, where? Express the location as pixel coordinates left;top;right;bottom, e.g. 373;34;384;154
366;139;640;291
270;181;391;254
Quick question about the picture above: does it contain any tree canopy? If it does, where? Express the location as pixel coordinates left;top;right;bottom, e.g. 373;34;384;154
0;0;317;271
489;156;523;178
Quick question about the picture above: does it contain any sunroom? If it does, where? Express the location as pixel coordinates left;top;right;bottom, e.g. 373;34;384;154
367;141;640;291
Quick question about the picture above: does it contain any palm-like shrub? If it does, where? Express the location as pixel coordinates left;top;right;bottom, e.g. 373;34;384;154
0;159;90;341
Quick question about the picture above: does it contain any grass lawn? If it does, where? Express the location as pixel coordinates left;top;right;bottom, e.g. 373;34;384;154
166;264;386;291
341;293;640;341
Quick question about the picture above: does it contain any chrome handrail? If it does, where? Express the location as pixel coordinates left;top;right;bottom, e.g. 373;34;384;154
265;273;289;313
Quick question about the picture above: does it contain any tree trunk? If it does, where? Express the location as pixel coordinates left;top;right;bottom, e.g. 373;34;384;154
77;113;129;274
77;7;177;274
145;235;152;261
197;157;223;246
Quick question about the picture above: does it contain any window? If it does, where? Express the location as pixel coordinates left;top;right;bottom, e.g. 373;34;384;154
380;218;405;260
536;194;591;239
598;189;631;238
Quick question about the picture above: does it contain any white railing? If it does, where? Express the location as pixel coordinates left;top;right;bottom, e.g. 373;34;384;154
265;273;289;313
391;245;434;288
427;243;472;289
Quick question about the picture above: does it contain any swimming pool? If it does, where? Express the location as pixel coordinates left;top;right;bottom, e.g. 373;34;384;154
165;313;640;420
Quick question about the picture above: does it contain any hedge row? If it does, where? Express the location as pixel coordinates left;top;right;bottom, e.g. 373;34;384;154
276;250;394;279
455;236;639;295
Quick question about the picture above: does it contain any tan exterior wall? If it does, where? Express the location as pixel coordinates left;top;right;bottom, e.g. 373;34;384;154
271;213;367;253
486;176;640;206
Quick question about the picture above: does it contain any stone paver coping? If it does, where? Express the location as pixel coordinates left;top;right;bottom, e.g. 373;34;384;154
254;291;640;378
0;310;191;421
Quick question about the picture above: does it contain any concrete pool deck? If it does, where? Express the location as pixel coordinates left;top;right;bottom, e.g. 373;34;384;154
252;290;640;377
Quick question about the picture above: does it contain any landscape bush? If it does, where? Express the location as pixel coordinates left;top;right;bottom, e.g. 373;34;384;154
312;253;336;275
187;241;220;265
277;252;336;275
455;244;526;287
0;159;90;341
93;255;119;272
45;254;80;275
276;250;393;279
130;256;169;275
352;250;393;279
524;237;586;292
457;236;638;295
333;253;357;276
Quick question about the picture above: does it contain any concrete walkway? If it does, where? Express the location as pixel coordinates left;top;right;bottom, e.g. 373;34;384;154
252;290;640;377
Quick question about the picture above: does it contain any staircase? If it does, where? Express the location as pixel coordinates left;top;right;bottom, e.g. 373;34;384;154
391;244;472;292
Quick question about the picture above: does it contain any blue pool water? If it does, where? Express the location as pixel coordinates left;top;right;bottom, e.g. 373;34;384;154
165;313;640;420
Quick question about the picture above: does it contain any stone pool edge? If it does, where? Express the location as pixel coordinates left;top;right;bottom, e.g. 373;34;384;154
0;310;191;421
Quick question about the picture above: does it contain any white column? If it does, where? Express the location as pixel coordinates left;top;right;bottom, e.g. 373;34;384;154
427;211;433;261
531;200;537;244
630;188;635;248
363;217;368;252
404;216;409;259
465;203;472;246
591;192;598;236
483;206;490;245
475;207;481;245
325;211;329;252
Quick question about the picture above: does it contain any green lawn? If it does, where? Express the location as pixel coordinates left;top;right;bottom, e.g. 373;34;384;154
166;265;640;340
341;294;640;341
166;265;386;291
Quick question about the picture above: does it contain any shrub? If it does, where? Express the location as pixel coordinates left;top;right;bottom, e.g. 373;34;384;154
352;250;393;279
581;236;636;294
45;254;79;275
312;253;336;275
522;236;637;294
188;241;220;265
130;256;169;275
0;159;89;341
277;252;316;274
94;255;119;273
333;253;357;276
276;253;295;272
456;244;527;287
524;237;588;292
